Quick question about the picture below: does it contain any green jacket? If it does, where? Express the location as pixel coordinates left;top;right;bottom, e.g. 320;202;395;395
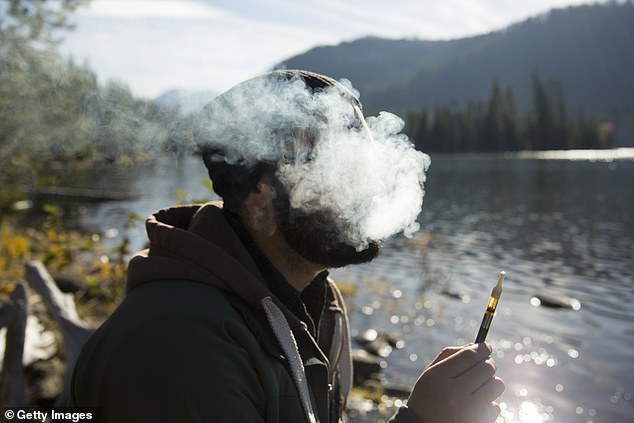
70;203;420;422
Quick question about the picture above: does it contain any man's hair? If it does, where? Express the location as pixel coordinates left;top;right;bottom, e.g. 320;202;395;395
196;69;361;212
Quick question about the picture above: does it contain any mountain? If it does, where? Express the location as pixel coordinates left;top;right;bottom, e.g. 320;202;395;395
276;2;634;145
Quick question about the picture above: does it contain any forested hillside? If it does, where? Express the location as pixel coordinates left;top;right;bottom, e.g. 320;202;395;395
277;2;634;146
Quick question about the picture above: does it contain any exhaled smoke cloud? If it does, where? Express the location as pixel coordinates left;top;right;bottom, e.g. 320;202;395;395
196;71;431;249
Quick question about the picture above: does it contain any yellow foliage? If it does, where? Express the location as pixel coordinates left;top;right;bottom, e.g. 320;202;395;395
1;280;16;294
0;215;128;317
8;235;30;257
336;281;358;298
98;261;112;279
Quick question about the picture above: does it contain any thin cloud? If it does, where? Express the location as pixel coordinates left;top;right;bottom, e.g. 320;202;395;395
77;0;227;20
62;2;330;97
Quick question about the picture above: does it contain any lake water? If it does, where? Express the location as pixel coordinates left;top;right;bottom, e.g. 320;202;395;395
57;149;634;423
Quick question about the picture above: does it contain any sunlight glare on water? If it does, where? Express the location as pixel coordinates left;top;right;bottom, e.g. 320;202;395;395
498;400;549;423
513;147;634;161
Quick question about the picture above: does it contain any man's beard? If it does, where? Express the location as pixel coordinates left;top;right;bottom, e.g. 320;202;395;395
272;181;381;268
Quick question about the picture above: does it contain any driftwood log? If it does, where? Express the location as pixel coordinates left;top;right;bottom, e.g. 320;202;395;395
24;261;95;405
32;186;139;204
0;283;29;408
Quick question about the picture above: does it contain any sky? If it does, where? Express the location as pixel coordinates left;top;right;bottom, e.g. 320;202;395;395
59;0;606;99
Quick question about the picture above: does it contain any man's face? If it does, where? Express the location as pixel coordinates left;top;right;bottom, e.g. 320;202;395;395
272;178;381;268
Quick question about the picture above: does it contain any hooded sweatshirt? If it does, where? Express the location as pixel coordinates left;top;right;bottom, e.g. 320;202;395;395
70;202;421;423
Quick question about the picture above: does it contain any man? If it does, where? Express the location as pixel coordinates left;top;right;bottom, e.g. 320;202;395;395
70;70;504;422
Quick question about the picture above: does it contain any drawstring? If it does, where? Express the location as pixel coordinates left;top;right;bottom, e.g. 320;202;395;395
328;313;343;383
330;285;353;406
262;297;317;423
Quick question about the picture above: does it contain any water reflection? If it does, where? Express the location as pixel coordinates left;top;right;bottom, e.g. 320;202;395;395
335;154;633;423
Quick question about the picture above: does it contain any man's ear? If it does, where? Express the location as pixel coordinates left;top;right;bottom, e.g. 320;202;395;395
241;176;277;236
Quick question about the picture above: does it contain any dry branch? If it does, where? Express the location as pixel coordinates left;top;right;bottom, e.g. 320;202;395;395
0;283;28;408
24;261;95;405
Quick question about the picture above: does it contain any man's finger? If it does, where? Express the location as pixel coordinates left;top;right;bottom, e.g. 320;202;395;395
432;343;492;378
428;345;462;367
479;402;502;423
471;376;506;404
457;357;497;394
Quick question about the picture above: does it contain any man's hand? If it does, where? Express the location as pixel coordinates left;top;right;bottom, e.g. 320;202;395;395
407;343;505;423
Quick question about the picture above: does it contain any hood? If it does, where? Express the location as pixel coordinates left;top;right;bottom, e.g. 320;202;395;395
127;202;301;326
127;202;350;423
